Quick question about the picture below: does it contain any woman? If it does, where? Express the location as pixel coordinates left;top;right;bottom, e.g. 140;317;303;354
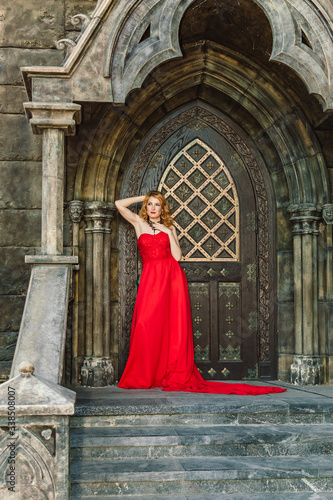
115;191;286;395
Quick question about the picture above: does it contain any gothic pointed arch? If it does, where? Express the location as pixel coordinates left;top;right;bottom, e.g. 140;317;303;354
118;103;276;378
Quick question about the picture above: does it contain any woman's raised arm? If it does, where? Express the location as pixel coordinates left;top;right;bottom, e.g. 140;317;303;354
115;196;145;226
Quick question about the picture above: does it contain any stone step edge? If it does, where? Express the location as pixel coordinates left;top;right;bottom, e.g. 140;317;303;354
69;424;333;447
70;494;333;500
70;455;333;483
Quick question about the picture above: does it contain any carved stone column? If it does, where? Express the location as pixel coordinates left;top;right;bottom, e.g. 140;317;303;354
81;201;116;386
69;200;84;383
24;102;82;255
289;204;323;385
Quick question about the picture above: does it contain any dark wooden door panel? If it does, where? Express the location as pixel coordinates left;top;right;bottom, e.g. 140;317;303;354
157;136;259;380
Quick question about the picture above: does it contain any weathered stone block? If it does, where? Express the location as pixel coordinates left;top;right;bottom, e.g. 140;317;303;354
0;115;42;161
0;331;18;361
0;161;42;208
0;247;35;294
0;209;41;246
0;295;25;332
0;361;11;381
276;208;293;251
277;302;294;353
0;48;63;85
278;353;293;382
277;251;294;302
0;1;64;48
271;169;290;208
0;86;27;114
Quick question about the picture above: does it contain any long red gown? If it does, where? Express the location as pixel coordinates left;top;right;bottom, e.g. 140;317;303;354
118;232;286;395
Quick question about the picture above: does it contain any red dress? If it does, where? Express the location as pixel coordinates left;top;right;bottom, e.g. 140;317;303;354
118;232;286;395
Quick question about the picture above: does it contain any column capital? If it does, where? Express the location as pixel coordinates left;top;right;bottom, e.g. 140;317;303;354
23;102;82;136
84;201;116;233
288;204;322;235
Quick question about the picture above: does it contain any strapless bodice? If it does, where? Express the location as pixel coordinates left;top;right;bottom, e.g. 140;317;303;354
137;232;172;264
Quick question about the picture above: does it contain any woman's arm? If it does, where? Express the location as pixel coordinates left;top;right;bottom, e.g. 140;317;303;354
153;222;182;261
115;196;145;226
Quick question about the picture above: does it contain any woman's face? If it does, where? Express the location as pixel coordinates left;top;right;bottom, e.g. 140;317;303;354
146;197;162;220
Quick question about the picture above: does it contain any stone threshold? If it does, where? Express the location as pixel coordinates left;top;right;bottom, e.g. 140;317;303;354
72;382;333;417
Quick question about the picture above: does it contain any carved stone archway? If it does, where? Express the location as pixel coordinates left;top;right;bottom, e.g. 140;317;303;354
118;103;276;379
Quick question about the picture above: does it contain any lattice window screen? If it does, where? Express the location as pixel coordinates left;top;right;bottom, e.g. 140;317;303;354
159;139;239;261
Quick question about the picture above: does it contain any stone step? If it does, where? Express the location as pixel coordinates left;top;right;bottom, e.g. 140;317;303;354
71;404;333;427
72;493;333;500
70;424;333;460
70;455;333;496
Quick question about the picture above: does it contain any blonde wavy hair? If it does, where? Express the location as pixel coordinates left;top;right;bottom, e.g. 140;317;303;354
139;191;174;229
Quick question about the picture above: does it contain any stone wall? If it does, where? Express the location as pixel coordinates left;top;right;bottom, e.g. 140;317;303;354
0;0;97;381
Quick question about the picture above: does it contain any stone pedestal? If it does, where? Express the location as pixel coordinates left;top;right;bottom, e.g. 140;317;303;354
81;356;114;387
81;201;116;387
0;362;76;500
291;355;324;385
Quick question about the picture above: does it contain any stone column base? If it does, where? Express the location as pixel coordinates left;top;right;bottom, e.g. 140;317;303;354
290;355;324;385
81;356;115;387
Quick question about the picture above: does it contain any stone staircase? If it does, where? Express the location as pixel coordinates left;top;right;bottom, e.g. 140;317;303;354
70;386;333;499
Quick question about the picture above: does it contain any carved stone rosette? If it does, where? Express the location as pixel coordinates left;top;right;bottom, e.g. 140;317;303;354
81;201;116;386
289;204;323;385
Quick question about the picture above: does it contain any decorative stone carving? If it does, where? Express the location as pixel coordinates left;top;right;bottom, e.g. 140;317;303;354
71;14;92;34
0;362;75;500
81;357;114;387
81;202;116;386
322;204;333;225
55;38;77;60
69;200;84;224
291;355;324;385
105;0;333;108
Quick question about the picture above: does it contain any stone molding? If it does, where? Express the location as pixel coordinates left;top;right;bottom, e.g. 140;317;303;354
23;102;82;136
25;255;79;265
84;201;116;233
288;204;322;235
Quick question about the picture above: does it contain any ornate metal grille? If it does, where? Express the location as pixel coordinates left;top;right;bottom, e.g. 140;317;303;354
159;139;239;261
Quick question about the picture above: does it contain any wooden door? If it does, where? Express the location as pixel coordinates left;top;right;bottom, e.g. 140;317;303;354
158;138;258;380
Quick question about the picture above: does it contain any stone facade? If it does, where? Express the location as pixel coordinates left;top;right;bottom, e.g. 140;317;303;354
1;0;333;388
